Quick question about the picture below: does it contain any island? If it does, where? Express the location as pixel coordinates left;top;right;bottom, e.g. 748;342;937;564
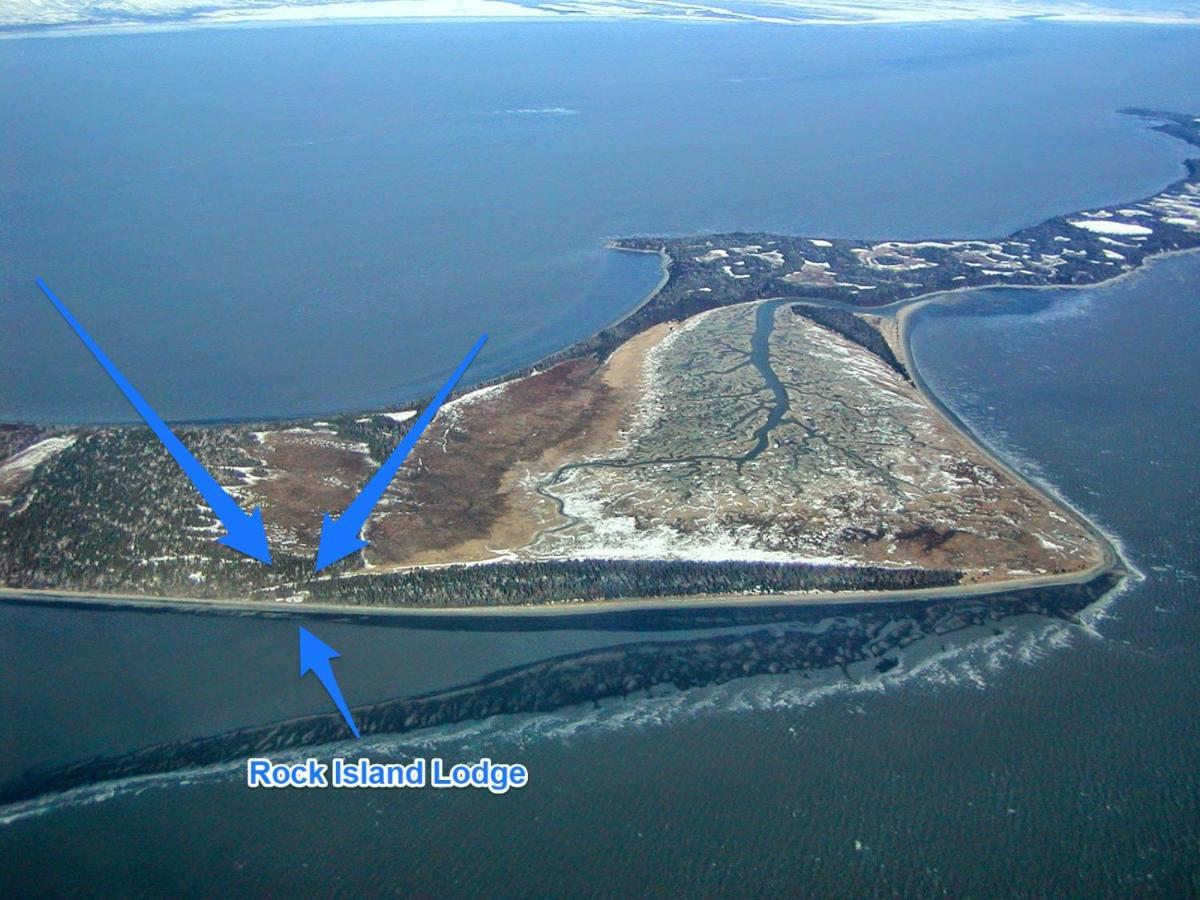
2;108;1197;613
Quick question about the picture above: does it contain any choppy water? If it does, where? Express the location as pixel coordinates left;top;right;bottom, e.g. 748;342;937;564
2;20;1200;897
2;253;1197;897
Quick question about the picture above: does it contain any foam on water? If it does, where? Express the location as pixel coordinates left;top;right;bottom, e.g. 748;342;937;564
0;590;1117;828
5;263;1165;832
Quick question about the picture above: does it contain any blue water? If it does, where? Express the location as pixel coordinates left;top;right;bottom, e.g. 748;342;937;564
2;20;1200;896
2;241;1197;899
3;21;1200;421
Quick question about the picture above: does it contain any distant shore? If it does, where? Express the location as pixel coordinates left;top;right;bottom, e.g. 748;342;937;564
4;1;1199;40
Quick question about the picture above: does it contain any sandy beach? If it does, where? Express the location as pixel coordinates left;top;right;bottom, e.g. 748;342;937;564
1;247;1155;619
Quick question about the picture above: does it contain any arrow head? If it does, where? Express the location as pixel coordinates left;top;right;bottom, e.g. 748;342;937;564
315;512;369;573
298;625;340;677
298;626;361;738
216;506;272;564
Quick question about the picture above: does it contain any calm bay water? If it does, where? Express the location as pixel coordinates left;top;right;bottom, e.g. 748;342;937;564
3;21;1200;421
2;20;1200;897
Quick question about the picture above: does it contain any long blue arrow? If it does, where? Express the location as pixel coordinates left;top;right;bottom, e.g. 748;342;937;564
35;277;271;564
315;333;487;572
298;626;360;738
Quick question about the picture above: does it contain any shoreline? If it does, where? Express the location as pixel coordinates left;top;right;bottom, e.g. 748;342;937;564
895;291;1126;581
0;250;1163;619
8;108;1198;615
892;246;1200;573
0;263;1139;620
0;551;1116;621
5;7;1200;40
0;241;1186;433
3;248;1173;621
0;244;672;432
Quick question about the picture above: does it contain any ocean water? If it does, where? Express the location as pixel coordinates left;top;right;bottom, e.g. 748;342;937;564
2;243;1197;898
2;21;1200;421
2;20;1200;897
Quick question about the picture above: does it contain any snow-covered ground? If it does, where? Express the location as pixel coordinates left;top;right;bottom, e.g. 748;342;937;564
0;436;75;479
199;0;549;24
379;409;417;423
3;0;1198;31
1068;219;1155;236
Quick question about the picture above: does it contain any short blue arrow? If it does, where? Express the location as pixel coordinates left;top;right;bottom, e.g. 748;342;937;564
315;333;487;572
298;626;360;738
35;277;271;564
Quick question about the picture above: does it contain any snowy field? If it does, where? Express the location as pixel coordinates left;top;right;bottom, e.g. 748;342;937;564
3;0;1199;32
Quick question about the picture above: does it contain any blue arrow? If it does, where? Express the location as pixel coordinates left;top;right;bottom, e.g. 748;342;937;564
315;333;487;572
298;626;360;738
35;277;271;564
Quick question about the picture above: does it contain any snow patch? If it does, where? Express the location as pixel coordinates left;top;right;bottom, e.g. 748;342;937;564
1068;219;1153;236
0;436;76;478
